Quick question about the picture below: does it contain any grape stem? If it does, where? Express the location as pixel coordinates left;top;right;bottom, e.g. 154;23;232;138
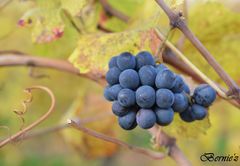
154;0;240;100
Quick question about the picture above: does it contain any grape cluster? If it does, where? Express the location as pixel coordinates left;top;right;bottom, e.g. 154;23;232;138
104;51;217;130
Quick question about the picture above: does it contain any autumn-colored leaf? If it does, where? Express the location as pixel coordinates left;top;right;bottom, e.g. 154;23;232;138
61;91;119;158
69;28;161;74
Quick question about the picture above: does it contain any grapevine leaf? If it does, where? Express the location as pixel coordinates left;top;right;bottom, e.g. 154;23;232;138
60;0;88;16
181;2;240;84
61;91;118;158
69;28;161;74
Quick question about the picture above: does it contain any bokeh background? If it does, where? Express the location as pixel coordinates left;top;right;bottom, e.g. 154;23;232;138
0;0;240;166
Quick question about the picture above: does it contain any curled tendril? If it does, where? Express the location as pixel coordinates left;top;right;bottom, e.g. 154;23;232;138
0;85;55;148
13;89;33;130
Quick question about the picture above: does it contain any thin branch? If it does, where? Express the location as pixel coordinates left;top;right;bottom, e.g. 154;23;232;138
0;53;105;85
99;0;129;22
69;119;166;160
14;112;112;141
0;85;55;148
149;126;191;166
155;28;228;99
155;0;240;98
162;49;240;108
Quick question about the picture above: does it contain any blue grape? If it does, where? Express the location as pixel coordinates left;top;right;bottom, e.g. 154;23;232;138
155;107;174;126
118;89;135;107
118;111;137;130
136;51;155;70
138;65;157;86
112;101;130;117
136;109;156;129
119;69;140;89
171;75;185;93
136;85;155;108
191;104;207;120
104;84;122;101
106;67;121;85
156;64;167;73
117;52;136;70
156;89;174;108
155;69;176;89
172;93;189;113
179;107;195;122
193;84;216;107
108;56;118;68
183;83;190;94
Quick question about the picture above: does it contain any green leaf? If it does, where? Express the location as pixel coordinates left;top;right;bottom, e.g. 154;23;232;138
18;0;99;43
69;28;161;73
60;0;88;16
162;114;211;139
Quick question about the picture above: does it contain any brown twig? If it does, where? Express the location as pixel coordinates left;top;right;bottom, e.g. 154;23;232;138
99;0;129;22
0;86;55;148
14;112;112;141
69;119;166;160
149;126;191;166
0;53;105;85
155;0;240;99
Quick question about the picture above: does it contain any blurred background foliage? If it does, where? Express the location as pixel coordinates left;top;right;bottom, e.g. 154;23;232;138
0;0;240;166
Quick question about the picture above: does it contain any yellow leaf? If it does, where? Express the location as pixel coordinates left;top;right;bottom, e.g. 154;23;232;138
69;28;161;73
181;2;240;85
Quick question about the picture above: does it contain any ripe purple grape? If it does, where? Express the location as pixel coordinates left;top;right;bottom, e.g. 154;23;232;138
155;107;174;126
104;84;122;101
138;65;157;86
155;69;176;89
118;111;137;130
136;85;155;108
136;51;155;70
136;109;156;129
172;93;189;113
193;84;216;107
156;88;174;108
117;52;136;70
118;88;136;107
106;67;121;85
119;69;140;89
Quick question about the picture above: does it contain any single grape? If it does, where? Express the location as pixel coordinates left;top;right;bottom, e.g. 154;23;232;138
104;84;122;101
183;83;190;94
112;101;130;117
108;56;118;68
193;84;216;107
136;51;155;70
191;104;207;120
106;67;121;85
171;75;185;93
172;93;189;113
156;89;174;108
138;65;157;86
156;64;167;73
136;85;156;108
118;89;136;107
179;107;195;122
119;69;140;89
118;111;137;130
117;52;136;70
155;107;174;126
155;69;176;89
136;109;156;129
